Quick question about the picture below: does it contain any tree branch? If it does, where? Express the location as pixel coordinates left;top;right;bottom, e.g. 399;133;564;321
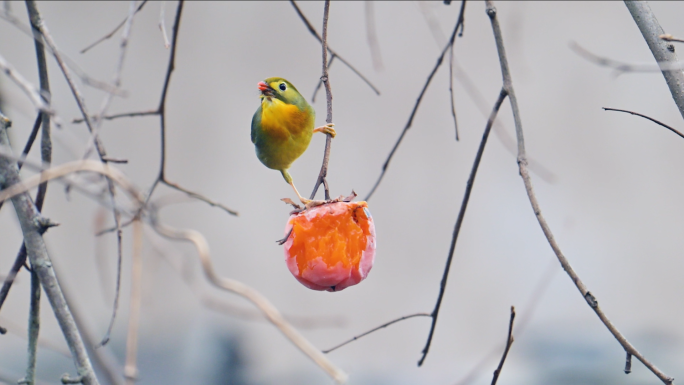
290;0;380;97
0;114;100;385
625;1;684;120
0;159;347;384
309;0;334;200
418;87;507;366
365;1;466;201
603;107;684;139
486;1;673;383
490;307;515;385
23;270;40;385
323;313;430;354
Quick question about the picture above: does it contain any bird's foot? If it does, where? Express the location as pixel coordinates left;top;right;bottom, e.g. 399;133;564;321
281;197;326;211
313;123;336;138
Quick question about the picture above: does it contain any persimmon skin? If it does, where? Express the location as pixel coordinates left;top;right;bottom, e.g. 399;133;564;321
283;201;376;292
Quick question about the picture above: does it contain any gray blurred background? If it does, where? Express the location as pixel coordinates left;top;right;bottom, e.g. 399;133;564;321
1;1;684;384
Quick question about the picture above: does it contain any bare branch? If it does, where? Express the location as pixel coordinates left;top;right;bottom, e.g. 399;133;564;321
161;179;238;216
451;61;557;184
0;115;100;385
625;1;684;120
486;1;673;383
87;1;138;349
0;159;346;383
490;307;515;385
603;107;684;139
123;220;143;385
148;230;347;329
23;270;40;385
365;1;466;201
453;260;557;385
72;110;157;124
570;41;684;74
0;11;125;97
364;1;383;71
323;313;430;354
159;1;170;48
449;44;459;141
141;1;238;217
660;33;684;44
151;220;348;384
309;0;334;200
418;88;507;366
79;0;148;54
290;0;380;96
0;53;52;114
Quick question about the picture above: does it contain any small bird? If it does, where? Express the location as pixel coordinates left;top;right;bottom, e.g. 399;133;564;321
251;77;336;205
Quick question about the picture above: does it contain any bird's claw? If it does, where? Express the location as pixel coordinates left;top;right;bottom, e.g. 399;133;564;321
313;123;336;138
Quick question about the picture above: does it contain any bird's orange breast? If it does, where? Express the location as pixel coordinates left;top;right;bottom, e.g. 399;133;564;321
260;98;312;140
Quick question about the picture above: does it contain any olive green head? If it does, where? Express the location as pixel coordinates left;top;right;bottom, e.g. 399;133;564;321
258;77;308;109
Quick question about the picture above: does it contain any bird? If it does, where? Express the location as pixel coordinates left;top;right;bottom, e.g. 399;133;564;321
251;77;336;205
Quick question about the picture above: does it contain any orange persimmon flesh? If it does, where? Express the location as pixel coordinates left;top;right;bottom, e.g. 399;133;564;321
283;201;376;292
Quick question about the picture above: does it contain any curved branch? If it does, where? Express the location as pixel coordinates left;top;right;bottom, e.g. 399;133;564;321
603;107;684;139
487;1;673;383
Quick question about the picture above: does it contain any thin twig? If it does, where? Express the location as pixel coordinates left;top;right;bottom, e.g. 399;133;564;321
72;110;157;124
77;2;237;227
365;1;383;71
453;260;557;385
660;34;684;44
309;0;334;200
322;313;430;354
0;53;52;114
90;0;138;349
490;306;515;385
449;43;459;141
418;88;507;366
290;0;380;96
570;41;684;75
0;10;123;98
24;270;40;385
365;1;466;201
603;107;684;139
84;0;137;160
140;1;238;217
159;1;170;48
487;1;673;383
124;220;143;385
79;0;147;54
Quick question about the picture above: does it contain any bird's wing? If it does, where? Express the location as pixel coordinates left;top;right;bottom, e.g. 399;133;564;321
251;104;262;144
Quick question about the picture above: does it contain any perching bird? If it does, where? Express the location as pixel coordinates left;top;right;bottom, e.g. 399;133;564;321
251;77;336;205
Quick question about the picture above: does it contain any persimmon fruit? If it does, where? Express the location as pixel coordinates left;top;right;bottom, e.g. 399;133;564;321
283;201;376;292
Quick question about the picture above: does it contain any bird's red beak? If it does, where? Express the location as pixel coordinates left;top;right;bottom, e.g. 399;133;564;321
258;81;270;92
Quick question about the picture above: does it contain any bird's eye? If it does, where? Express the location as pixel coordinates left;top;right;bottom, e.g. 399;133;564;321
279;83;287;91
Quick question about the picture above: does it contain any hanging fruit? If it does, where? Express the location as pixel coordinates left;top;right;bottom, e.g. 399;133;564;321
282;201;376;292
